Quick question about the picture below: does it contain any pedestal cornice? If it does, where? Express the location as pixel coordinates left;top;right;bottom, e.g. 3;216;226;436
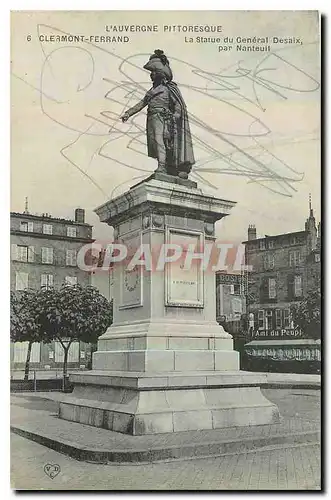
95;179;236;226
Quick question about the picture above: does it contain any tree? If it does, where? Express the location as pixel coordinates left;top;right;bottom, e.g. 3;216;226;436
291;279;321;340
35;284;113;388
10;289;46;381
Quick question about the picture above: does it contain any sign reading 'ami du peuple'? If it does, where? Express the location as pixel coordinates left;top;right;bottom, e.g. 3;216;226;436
254;329;303;338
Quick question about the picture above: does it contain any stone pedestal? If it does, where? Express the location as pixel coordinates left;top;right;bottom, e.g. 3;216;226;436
59;176;279;434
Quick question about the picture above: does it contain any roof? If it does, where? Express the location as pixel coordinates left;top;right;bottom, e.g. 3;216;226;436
10;211;92;227
242;230;307;245
245;339;320;346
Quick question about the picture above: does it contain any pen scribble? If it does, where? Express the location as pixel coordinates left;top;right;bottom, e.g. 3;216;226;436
12;23;320;200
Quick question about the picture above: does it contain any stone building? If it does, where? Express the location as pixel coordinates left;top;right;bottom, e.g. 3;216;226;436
90;248;114;302
10;206;94;371
243;199;321;370
215;271;246;336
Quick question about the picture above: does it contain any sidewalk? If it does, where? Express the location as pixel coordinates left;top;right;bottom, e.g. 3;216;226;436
257;372;320;388
11;387;320;464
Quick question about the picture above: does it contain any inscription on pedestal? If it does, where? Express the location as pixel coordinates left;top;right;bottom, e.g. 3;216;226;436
119;230;143;309
165;228;204;308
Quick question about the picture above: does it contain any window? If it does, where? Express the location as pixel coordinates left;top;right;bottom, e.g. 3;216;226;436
229;285;235;295
265;310;273;330
15;272;28;290
67;226;77;238
27;246;35;262
315;254;320;263
291;236;297;245
264;254;275;270
20;221;34;232
268;240;274;249
65;276;77;286
268;278;276;299
289;250;301;267
259;240;266;250
54;341;79;362
41;247;53;264
283;309;290;328
294;275;303;297
66;249;77;266
43;224;53;235
41;274;53;289
258;310;264;329
13;342;40;363
17;245;28;262
232;297;242;314
16;245;34;262
275;309;282;329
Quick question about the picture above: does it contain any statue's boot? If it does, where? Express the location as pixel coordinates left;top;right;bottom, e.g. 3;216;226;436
178;171;189;179
155;162;167;174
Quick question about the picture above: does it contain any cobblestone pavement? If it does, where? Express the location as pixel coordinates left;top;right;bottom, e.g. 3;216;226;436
11;433;320;490
11;388;321;491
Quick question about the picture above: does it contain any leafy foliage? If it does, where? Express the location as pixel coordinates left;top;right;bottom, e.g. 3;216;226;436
291;279;321;339
34;284;113;344
11;289;49;380
11;285;113;385
10;289;46;343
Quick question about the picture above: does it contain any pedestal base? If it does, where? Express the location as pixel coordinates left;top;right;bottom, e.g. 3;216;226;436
93;349;240;372
59;371;280;435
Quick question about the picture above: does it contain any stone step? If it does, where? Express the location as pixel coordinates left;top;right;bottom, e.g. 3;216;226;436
11;399;320;463
11;416;320;464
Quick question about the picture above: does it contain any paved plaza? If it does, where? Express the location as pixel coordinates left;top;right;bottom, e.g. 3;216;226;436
11;387;321;491
11;433;320;491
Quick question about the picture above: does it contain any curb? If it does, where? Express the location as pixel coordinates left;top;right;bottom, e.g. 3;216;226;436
10;425;320;464
261;383;321;390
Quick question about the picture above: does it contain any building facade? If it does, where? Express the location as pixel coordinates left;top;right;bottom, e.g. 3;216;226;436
90;248;114;302
215;271;246;336
243;202;321;370
215;271;248;365
10;207;94;371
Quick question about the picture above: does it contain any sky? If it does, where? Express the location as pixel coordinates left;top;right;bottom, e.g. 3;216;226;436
10;10;320;244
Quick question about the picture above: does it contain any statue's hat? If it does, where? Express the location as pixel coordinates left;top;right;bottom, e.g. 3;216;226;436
143;49;173;81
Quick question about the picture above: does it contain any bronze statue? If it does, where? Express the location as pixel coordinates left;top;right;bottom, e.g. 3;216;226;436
121;49;195;179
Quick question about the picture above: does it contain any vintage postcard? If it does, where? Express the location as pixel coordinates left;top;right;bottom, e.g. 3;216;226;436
10;10;321;491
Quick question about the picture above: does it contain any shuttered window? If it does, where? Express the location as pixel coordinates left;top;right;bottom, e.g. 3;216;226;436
275;309;282;328
67;226;77;237
41;247;53;264
54;342;79;362
258;310;264;329
41;274;53;289
268;278;277;299
66;249;77;266
13;342;40;363
15;272;28;290
43;224;53;235
283;309;290;328
294;275;303;297
65;276;77;286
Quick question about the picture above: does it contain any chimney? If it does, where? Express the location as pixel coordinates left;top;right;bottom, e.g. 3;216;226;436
248;224;256;241
23;197;29;214
75;208;85;224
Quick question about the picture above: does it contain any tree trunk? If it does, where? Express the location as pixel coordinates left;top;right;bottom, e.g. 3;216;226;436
24;341;33;382
62;344;70;391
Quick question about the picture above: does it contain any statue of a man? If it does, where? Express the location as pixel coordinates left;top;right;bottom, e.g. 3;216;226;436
121;49;195;179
